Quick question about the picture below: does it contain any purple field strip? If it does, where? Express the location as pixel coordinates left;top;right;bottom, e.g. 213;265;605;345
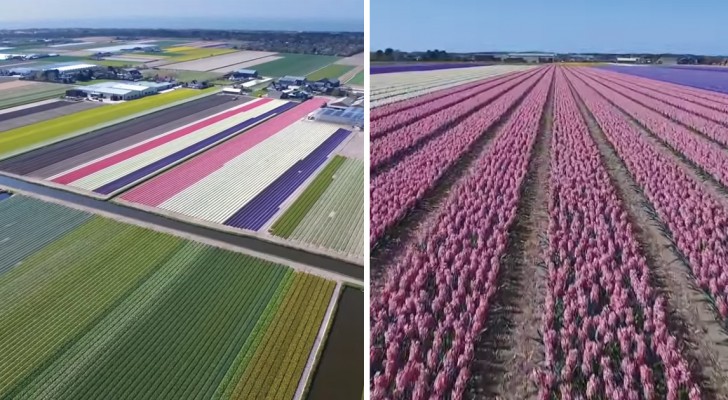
371;69;526;122
580;69;728;147
223;128;352;231
371;63;490;74
574;69;728;188
370;68;547;245
583;69;728;128
668;65;728;73
535;68;699;399
371;69;534;139
370;70;538;171
92;102;298;195
601;65;728;95
370;68;552;399
590;68;728;115
0;192;11;202
0;101;69;123
567;67;728;325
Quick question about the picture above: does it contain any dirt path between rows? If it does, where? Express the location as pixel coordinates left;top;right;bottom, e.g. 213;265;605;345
569;75;728;400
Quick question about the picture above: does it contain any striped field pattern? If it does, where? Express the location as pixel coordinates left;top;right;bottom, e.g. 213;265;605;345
0;196;337;400
271;157;364;258
49;98;293;195
120;98;353;233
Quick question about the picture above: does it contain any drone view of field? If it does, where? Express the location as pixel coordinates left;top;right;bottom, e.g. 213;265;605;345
370;62;728;399
0;25;363;400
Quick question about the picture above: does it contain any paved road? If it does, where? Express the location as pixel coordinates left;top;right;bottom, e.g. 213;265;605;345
0;174;364;281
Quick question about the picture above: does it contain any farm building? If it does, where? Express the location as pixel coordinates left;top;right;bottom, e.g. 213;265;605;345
501;52;555;63
231;69;259;79
278;75;307;87
616;57;641;64
310;106;364;129
66;81;159;101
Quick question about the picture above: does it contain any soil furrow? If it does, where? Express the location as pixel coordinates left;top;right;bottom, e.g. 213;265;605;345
568;73;728;400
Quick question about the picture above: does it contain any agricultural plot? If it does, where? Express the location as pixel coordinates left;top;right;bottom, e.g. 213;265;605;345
271;157;364;258
370;64;535;107
0;82;69;111
149;47;238;66
141;68;224;82
0;195;343;400
306;64;355;81
370;63;728;399
42;98;292;197
120;98;356;253
0;88;214;159
0;101;103;133
603;64;728;94
161;50;277;72
346;70;364;86
252;54;341;78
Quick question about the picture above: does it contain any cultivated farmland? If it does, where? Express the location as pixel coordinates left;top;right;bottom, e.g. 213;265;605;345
370;64;728;399
0;195;346;400
161;50;277;72
0;88;215;159
252;54;341;77
306;64;355;81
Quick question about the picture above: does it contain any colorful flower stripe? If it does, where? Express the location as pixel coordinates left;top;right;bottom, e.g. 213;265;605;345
52;98;273;185
370;67;552;399
535;68;698;399
370;69;545;245
574;69;728;188
370;69;537;170
579;68;728;147
223;128;352;231
53;100;288;194
566;68;728;321
92;102;298;195
120;98;328;206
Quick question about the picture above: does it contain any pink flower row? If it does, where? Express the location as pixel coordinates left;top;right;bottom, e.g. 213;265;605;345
535;68;699;400
370;67;553;399
370;69;545;245
370;71;526;139
574;69;728;188
370;71;536;170
567;68;728;321
581;68;728;147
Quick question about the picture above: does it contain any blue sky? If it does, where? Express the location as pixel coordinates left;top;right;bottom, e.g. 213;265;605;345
0;0;363;30
372;0;728;55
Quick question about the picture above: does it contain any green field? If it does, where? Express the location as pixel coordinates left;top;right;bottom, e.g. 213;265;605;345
0;84;69;110
91;59;143;67
143;68;224;82
306;64;355;81
254;54;341;77
347;71;364;86
0;196;338;399
161;47;238;63
0;88;214;158
271;157;364;258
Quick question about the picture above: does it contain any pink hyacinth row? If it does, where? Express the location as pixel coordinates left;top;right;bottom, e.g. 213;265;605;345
580;68;728;147
370;67;553;400
566;68;728;321
370;70;537;170
370;69;546;245
596;68;728;111
585;69;728;129
573;69;728;188
370;71;526;139
534;69;699;400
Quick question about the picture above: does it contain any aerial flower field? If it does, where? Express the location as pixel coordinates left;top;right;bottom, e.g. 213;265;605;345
370;63;728;398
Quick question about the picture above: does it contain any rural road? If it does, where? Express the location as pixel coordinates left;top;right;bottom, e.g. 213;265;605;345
0;175;364;282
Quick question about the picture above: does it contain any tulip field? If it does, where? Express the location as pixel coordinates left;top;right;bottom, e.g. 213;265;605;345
0;195;342;400
370;63;728;398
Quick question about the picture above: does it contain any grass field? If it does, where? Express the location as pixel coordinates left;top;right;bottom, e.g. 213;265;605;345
347;71;364;86
254;53;341;77
160;47;237;63
306;64;355;81
0;84;69;110
270;156;346;238
0;88;213;158
91;59;143;67
142;68;224;82
0;196;339;399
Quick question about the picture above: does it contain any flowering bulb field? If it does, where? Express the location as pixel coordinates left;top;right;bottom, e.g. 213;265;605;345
370;63;728;398
0;195;344;400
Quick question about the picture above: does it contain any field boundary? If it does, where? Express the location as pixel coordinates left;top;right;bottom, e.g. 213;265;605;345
0;88;221;161
293;282;341;400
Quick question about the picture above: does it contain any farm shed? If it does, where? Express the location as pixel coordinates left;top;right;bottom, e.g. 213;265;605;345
279;75;307;87
70;81;158;101
311;106;364;129
231;69;259;79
